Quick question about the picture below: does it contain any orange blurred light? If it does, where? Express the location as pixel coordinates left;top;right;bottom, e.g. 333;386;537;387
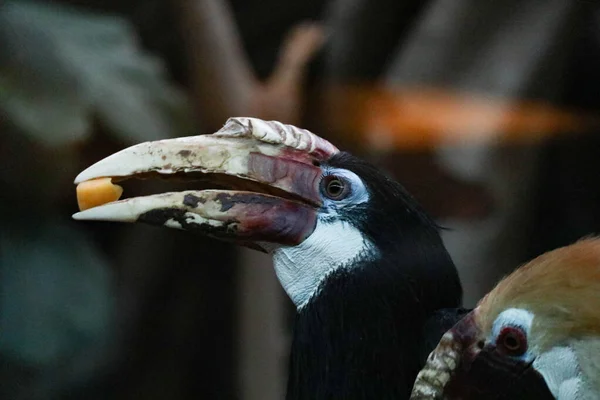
323;85;599;150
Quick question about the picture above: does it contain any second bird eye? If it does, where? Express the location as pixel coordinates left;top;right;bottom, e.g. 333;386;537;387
497;326;527;356
322;175;351;200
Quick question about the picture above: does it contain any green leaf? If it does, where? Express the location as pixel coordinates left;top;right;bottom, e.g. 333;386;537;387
0;1;193;147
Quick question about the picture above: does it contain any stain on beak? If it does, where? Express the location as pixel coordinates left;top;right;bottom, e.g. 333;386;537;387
72;117;339;247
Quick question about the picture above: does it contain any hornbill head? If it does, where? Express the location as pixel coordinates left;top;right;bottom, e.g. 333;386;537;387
411;238;600;400
74;117;460;309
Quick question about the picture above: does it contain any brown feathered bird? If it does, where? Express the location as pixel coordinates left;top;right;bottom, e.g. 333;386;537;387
411;237;600;399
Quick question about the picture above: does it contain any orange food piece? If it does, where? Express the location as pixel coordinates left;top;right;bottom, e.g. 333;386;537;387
77;178;123;211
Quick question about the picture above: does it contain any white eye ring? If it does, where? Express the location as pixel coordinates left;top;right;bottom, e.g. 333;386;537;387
490;308;534;359
321;167;369;207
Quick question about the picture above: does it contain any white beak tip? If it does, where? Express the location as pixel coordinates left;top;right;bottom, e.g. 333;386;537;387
70;202;137;222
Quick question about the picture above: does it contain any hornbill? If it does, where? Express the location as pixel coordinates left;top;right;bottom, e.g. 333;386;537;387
411;238;600;400
73;117;465;399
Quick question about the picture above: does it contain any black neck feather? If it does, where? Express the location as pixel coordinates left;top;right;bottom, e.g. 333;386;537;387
286;233;462;400
285;151;463;399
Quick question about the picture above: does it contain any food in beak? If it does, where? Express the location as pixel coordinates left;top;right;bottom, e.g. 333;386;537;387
76;177;124;211
72;117;339;247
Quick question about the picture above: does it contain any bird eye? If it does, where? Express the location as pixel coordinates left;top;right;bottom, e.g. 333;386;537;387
497;326;527;356
321;175;351;200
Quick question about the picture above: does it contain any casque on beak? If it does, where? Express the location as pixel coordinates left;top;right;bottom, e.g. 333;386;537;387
72;117;339;250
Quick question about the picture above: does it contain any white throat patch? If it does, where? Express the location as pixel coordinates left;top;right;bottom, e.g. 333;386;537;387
271;218;377;309
533;346;582;399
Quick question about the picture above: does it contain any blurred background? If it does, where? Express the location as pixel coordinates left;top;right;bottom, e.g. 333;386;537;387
1;0;599;398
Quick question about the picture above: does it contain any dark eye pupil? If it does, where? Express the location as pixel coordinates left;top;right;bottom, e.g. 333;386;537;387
327;180;344;196
504;333;519;350
498;327;527;356
322;176;350;200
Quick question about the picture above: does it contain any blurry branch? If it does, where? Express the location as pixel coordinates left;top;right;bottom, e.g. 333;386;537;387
176;0;256;128
177;0;324;128
250;24;324;124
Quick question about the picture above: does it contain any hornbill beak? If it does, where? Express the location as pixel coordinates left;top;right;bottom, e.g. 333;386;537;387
72;117;339;250
410;311;482;399
411;309;548;399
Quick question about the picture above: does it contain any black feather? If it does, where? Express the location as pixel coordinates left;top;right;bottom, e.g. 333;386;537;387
420;308;472;363
285;152;464;399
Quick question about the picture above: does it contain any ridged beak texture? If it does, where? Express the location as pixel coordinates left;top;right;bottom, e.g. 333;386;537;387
410;311;480;399
73;117;339;246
